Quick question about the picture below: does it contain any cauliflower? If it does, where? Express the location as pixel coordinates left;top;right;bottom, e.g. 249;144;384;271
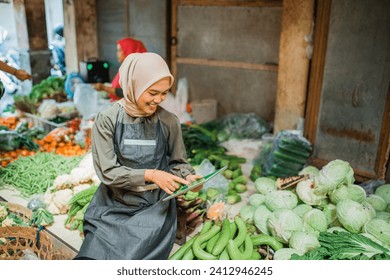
70;167;94;185
73;184;93;194
52;189;74;214
0;205;8;221
53;174;74;190
1;217;15;227
78;153;94;170
46;202;60;215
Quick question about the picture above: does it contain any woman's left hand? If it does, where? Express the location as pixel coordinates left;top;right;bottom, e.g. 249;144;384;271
186;174;203;192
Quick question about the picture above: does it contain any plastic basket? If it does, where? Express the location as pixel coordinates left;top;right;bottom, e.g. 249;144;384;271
23;112;66;132
0;226;65;260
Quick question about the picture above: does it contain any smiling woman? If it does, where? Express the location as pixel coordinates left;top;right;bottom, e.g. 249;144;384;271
75;53;204;260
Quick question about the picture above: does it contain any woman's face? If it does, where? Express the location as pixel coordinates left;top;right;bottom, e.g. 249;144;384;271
116;44;125;63
137;77;170;115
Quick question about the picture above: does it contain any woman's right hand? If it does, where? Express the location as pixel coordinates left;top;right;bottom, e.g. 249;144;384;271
145;170;189;194
93;83;104;91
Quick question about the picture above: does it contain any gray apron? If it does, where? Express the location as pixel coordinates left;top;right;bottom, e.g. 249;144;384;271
76;108;177;260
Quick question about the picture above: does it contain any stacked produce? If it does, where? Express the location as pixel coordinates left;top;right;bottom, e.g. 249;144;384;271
35;125;88;156
169;216;282;260
240;159;390;260
64;184;99;237
170;159;390;260
13;76;66;114
176;191;207;236
42;153;99;215
262;130;312;178
0;152;82;198
0;202;29;227
0;120;46;166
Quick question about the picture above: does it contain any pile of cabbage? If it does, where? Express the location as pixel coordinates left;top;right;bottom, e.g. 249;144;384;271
240;159;390;260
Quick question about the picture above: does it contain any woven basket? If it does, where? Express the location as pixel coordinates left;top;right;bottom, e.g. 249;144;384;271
0;226;64;260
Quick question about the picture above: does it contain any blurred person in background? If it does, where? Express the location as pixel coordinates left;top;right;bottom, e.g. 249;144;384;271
93;38;147;101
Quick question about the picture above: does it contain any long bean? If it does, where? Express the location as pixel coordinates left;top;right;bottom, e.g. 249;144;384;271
0;152;82;198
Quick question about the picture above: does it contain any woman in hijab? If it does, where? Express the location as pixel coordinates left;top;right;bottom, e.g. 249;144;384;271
76;53;202;260
93;38;147;101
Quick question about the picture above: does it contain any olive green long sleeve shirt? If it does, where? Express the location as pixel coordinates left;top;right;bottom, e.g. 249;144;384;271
92;103;194;195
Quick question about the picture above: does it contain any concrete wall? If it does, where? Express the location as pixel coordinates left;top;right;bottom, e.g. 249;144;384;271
176;5;282;122
96;0;167;82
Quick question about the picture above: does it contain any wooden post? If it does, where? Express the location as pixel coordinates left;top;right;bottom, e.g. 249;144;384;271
273;0;315;133
64;0;98;73
23;0;51;83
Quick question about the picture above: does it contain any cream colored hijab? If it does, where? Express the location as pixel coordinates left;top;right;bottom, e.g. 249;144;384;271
118;52;174;117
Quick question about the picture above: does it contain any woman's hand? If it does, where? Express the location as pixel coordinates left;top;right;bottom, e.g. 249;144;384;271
145;170;190;194
93;83;105;91
186;174;204;192
14;69;31;81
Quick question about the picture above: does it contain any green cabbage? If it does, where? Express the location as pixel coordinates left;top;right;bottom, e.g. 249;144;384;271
248;193;265;207
264;190;298;211
347;184;366;203
298;165;320;177
273;248;303;260
292;204;312;218
267;209;303;244
254;177;277;194
302;209;328;235
253;205;272;235
314;159;355;196
296;179;327;206
336;199;373;233
326;226;347;233
322;203;337;225
239;205;256;224
365;194;387;212
363;219;390;246
289;231;320;254
375;184;390;204
330;184;366;204
376;211;390;221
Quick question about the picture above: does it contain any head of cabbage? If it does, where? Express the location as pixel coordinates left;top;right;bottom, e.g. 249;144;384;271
296;178;327;206
314;159;355;196
264;190;298;211
336;199;373;233
267;209;303;244
254;177;277;194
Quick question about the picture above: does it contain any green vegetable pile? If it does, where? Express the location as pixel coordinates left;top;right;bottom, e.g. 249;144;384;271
169;216;283;260
0;152;82;197
13;76;66;114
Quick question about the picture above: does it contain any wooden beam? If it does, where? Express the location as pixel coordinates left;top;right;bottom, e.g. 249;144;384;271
375;82;390;179
303;0;332;145
170;0;178;93
273;0;315;133
64;0;98;73
178;0;282;7
176;57;278;72
24;0;48;50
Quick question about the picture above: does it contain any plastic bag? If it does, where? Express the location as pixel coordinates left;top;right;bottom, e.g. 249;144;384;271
263;130;312;178
197;159;229;195
360;179;386;196
159;77;192;123
38;99;60;119
73;84;99;119
0;130;20;151
27;194;46;211
217;113;270;141
20;249;40;260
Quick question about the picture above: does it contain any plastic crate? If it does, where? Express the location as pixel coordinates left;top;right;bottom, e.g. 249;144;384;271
23;112;66;132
